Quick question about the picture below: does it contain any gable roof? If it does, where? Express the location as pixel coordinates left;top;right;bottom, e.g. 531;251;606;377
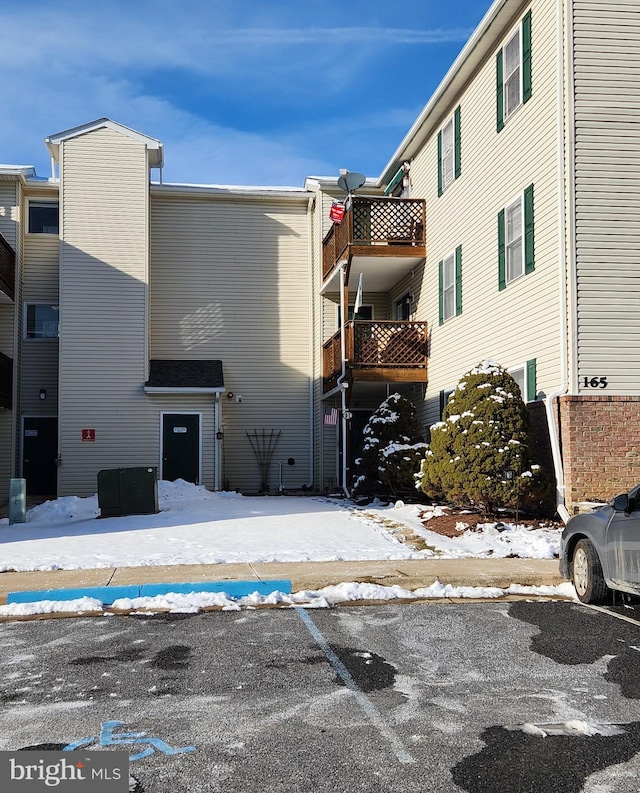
45;118;164;168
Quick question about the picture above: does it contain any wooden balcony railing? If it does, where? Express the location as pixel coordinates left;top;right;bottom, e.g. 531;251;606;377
323;320;428;388
322;196;426;280
0;232;15;302
0;350;12;410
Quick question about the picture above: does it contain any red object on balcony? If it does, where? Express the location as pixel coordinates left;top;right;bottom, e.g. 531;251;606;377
329;201;345;224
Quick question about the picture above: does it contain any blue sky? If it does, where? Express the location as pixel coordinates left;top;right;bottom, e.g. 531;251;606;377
1;0;491;186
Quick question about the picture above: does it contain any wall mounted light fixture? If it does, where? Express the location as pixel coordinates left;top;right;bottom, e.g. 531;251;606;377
39;389;47;401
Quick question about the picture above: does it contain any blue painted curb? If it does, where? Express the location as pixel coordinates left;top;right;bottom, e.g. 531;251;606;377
6;579;292;607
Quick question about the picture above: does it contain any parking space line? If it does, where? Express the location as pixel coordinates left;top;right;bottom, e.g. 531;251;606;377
294;606;414;765
583;603;640;628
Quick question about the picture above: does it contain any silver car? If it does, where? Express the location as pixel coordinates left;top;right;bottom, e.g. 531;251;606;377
560;486;640;603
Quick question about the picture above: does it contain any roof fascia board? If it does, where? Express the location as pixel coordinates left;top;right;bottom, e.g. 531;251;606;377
45;118;163;167
376;0;518;186
150;184;311;202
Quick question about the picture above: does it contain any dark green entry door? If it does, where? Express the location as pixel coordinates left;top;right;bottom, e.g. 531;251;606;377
23;417;58;496
162;413;200;484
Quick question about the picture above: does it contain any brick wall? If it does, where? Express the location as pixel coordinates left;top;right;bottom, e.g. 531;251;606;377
558;395;640;506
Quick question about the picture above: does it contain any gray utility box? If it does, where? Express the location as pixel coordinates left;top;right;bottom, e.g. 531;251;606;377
97;467;159;518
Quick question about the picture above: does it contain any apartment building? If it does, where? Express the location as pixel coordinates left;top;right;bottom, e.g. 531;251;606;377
1;0;639;515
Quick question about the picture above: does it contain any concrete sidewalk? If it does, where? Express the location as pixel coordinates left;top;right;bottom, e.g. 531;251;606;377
0;557;564;605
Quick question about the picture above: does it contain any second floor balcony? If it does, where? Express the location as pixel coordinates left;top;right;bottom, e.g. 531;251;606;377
0;350;12;410
323;320;428;391
322;196;426;287
0;231;15;303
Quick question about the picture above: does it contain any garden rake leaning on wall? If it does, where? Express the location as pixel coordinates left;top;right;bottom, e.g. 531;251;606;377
246;428;281;493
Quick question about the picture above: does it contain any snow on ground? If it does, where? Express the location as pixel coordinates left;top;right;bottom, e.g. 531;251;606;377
0;480;562;572
0;580;577;617
0;481;573;616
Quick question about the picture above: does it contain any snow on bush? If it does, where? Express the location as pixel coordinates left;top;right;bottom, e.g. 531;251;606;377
352;393;426;499
416;359;548;514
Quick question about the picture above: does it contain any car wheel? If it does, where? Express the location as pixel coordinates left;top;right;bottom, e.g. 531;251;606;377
572;538;609;604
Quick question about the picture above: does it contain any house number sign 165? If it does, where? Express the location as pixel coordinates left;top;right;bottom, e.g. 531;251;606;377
583;376;608;389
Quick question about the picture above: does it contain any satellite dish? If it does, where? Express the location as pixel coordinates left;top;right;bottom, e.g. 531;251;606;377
337;171;366;193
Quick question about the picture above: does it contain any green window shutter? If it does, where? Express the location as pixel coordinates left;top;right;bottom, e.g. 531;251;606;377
523;10;532;103
454;106;461;179
439;390;446;419
524;183;535;274
498;209;506;290
526;358;537;402
455;245;462;316
496;49;504;132
438;259;444;325
437;131;443;196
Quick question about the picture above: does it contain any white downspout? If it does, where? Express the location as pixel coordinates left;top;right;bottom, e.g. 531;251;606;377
214;393;222;491
306;194;316;489
337;262;350;497
544;0;573;525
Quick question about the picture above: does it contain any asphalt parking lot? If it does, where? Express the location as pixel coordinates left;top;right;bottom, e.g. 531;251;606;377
0;601;639;792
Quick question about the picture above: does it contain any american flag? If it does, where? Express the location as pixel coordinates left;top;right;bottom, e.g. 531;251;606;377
323;407;339;426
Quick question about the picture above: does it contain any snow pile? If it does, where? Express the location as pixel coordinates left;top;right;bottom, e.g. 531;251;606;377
0;580;576;618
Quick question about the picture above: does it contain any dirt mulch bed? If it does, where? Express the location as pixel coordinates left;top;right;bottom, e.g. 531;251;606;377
419;509;563;538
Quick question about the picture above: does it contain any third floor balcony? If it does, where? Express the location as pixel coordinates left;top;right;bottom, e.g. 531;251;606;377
322;196;426;288
0;231;15;303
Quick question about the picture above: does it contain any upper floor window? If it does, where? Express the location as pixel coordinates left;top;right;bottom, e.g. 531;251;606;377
437;106;461;195
28;201;59;235
498;185;534;290
25;303;59;339
438;246;462;325
497;10;532;131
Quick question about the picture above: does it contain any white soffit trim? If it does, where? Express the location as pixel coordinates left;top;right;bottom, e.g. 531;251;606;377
45;118;164;168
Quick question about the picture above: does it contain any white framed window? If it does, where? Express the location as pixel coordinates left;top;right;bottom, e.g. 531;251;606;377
28;201;59;235
442;252;456;321
499;184;534;291
503;27;522;121
438;246;462;324
25;303;59;339
497;11;532;132
437;106;461;196
509;359;537;402
441;118;454;191
505;196;524;284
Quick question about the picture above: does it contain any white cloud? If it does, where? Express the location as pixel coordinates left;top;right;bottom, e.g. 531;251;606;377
0;0;475;184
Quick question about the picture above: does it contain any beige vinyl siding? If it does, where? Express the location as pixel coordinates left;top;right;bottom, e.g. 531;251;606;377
22;208;59;301
150;193;311;493
58;127;156;496
0;181;18;500
572;0;640;394
408;0;561;427
19;193;60;437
